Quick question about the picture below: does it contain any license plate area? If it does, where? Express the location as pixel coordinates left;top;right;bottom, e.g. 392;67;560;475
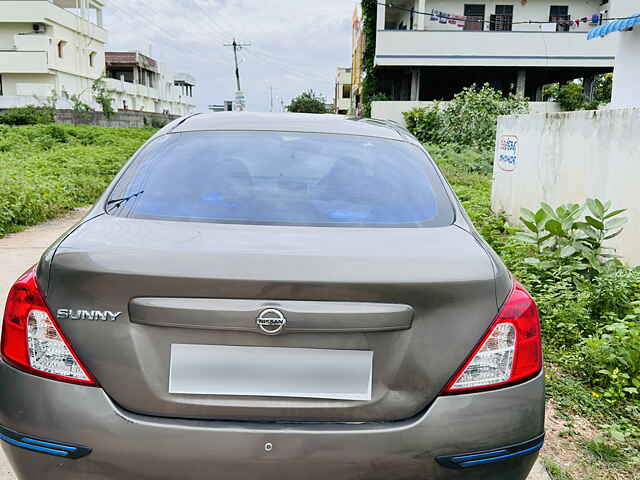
169;344;373;401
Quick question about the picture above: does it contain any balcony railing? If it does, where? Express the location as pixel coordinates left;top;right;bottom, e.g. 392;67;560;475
375;29;616;68
0;50;48;73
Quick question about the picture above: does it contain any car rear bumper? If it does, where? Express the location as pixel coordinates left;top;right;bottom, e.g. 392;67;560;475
0;359;544;480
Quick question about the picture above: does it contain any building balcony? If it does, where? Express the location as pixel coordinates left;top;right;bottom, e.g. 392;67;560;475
105;78;195;106
0;50;48;73
375;30;616;68
0;1;107;43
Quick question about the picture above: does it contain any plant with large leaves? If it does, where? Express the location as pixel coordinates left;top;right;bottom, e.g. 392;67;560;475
516;199;627;277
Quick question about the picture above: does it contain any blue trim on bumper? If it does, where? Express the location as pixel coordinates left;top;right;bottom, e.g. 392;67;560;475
437;434;544;469
0;424;90;459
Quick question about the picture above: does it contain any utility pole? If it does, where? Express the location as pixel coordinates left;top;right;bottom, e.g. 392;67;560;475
224;38;250;111
269;85;274;112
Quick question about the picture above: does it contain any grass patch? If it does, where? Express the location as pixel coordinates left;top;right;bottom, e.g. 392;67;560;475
0;124;155;237
584;438;627;464
544;458;575;480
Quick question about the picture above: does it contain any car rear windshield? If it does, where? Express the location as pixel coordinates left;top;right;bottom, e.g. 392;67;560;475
107;131;454;227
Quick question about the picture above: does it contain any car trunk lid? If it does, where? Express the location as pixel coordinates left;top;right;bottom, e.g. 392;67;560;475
46;215;500;422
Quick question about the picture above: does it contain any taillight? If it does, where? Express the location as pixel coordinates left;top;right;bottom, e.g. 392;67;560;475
443;280;542;394
1;267;97;386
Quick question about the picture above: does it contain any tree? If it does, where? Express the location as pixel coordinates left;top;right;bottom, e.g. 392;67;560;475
287;90;327;114
543;74;613;111
92;76;117;119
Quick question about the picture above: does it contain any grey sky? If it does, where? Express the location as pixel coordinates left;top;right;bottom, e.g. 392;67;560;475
104;0;359;112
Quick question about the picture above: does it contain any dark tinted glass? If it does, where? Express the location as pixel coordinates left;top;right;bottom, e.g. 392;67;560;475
108;131;454;227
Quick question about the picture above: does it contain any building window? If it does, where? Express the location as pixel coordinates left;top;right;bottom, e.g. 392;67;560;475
342;84;352;99
550;6;570;32
490;5;513;31
57;40;66;58
89;52;96;67
463;4;485;31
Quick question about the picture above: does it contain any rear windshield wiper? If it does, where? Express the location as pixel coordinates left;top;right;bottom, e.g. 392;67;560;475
106;190;144;209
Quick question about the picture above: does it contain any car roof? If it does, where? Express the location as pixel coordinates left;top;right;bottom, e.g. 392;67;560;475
169;112;418;144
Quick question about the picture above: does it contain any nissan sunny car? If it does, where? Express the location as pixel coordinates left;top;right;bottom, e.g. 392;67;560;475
0;113;544;479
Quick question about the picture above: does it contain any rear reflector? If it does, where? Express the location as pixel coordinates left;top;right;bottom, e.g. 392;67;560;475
1;267;97;386
443;280;542;394
0;424;91;459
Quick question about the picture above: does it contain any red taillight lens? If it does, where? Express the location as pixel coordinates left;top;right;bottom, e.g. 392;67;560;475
1;267;97;386
443;280;542;394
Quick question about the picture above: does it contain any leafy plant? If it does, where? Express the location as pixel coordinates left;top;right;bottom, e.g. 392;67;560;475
516;200;628;277
581;316;640;403
69;94;93;123
92;77;117;119
360;0;378;117
287;90;327;114
404;84;528;151
545;75;613;111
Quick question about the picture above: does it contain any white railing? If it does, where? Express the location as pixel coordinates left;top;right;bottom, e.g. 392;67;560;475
0;50;48;73
375;30;616;67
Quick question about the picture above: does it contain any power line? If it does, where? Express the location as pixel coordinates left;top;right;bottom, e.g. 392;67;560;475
107;1;230;67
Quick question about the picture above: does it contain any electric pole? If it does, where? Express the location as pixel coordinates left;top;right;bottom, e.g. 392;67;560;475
269;85;274;112
224;38;250;111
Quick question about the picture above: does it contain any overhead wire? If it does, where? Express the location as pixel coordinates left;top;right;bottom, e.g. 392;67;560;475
106;0;231;67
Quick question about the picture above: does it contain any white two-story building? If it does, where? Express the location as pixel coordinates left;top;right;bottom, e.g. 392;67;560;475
372;0;616;121
0;0;197;115
0;0;106;108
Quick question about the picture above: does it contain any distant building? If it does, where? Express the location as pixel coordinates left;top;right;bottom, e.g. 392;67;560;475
0;1;196;116
334;67;352;114
0;0;106;109
105;52;196;116
208;101;233;112
370;0;616;121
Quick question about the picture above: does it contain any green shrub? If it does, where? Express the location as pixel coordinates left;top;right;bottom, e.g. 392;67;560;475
0;105;55;125
581;317;640;403
287;90;327;113
544;75;613;111
515;200;628;279
404;84;528;151
144;116;170;129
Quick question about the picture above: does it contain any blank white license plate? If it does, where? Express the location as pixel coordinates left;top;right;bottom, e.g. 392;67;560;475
169;344;373;401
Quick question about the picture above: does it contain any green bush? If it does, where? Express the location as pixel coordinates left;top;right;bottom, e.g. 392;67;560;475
287;90;328;114
544;74;613;111
0;125;154;236
144;116;170;128
404;84;528;151
581;317;640;403
515;200;628;279
0;105;55;125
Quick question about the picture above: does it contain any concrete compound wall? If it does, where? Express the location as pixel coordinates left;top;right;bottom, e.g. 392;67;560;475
371;100;561;126
0;108;179;128
53;110;179;128
492;107;640;265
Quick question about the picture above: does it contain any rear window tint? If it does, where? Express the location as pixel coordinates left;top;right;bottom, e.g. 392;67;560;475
107;131;454;227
